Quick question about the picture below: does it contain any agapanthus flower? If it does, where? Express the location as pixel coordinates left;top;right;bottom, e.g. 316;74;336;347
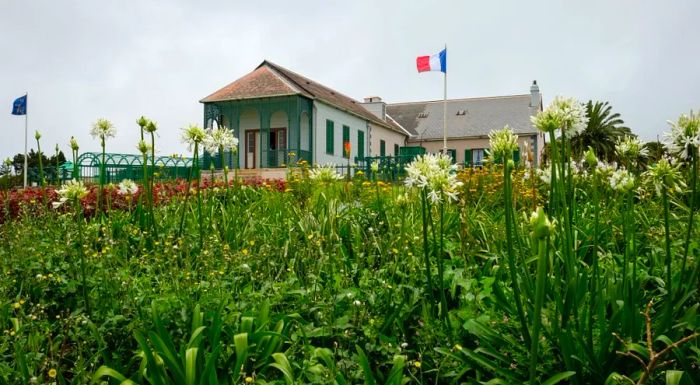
118;179;139;196
181;124;206;151
70;136;79;151
536;168;551;184
530;96;587;136
137;116;149;129
488;125;519;158
145;120;158;133
136;139;151;154
609;168;635;192
615;136;648;161
308;164;343;182
404;153;462;203
644;157;685;197
53;179;89;208
203;126;239;154
370;160;380;173
529;207;555;239
665;110;700;160
34;130;41;140
90;118;116;140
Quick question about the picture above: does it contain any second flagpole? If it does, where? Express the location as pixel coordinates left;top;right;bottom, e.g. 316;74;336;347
442;45;447;153
23;92;28;189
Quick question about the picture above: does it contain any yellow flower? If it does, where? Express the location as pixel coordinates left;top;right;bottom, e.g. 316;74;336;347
12;302;20;309
245;376;254;383
48;368;57;378
242;249;249;255
249;240;255;246
414;361;421;368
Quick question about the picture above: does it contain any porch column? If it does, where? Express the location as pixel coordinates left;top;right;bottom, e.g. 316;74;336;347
259;103;271;168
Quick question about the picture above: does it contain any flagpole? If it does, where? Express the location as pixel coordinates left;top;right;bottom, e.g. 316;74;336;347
443;44;447;153
23;92;28;189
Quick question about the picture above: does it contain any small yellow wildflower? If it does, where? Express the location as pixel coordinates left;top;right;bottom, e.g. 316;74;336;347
48;368;57;378
12;302;20;309
249;240;255;246
242;249;249;255
414;361;421;368
245;376;254;383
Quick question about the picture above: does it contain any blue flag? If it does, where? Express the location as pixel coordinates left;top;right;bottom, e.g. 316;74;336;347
12;95;27;115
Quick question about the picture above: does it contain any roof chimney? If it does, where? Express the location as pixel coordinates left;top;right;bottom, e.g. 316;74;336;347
530;80;541;111
360;96;386;120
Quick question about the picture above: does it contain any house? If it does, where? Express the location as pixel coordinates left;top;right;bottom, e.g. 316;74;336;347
200;61;544;175
384;81;545;166
199;60;408;175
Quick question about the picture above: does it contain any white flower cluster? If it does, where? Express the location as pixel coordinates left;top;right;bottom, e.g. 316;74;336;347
90;118;116;140
118;179;139;196
404;153;463;203
643;157;685;197
666;110;700;160
308;164;343;182
181;124;206;151
488;125;519;158
609;168;635;192
530;96;588;136
53;179;89;208
203;126;239;155
615;136;648;161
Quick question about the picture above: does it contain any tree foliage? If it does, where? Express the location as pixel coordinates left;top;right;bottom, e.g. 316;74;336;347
570;101;632;162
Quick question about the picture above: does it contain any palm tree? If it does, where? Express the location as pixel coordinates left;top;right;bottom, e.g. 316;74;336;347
571;101;632;162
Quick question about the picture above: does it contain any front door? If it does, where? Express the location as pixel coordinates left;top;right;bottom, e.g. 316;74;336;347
269;128;286;167
245;131;257;169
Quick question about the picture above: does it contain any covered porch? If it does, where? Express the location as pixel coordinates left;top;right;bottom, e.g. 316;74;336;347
203;95;313;169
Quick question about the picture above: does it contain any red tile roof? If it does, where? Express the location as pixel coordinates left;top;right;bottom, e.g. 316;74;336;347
201;61;400;133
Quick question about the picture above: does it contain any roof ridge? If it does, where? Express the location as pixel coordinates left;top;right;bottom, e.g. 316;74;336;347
387;94;530;106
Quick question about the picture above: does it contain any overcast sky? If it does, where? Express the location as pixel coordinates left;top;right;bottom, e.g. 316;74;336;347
1;0;699;161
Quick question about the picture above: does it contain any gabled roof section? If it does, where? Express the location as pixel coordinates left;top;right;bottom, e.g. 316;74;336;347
201;60;400;133
386;94;538;140
200;65;307;102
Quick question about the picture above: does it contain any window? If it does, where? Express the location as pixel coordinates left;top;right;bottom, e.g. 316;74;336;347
357;130;365;160
394;144;399;156
472;148;487;166
447;149;456;164
380;140;386;157
326;120;334;155
464;149;472;166
342;125;350;158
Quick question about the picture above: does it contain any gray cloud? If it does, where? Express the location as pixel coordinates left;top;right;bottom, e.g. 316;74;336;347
1;0;698;161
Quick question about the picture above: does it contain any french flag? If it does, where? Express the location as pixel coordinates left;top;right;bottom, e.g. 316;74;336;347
416;49;446;73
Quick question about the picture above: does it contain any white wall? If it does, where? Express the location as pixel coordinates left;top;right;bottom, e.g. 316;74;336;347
368;122;407;157
313;101;369;166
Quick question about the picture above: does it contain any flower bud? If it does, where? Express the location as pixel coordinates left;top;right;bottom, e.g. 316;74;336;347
584;146;598;168
34;130;41;140
70;136;79;151
529;207;553;239
137;116;148;128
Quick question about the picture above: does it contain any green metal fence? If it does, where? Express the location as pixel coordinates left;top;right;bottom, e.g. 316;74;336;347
76;152;196;184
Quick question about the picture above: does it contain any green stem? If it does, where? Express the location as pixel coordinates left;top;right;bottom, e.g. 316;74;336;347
150;131;158;237
178;143;198;239
36;139;44;188
420;189;434;312
504;159;531;346
680;150;697;283
662;189;673;331
529;237;548;384
438;199;453;336
76;198;89;315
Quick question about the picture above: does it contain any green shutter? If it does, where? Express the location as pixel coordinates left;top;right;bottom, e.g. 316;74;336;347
394;144;399;156
342;125;350;158
357;130;364;160
465;149;472;166
513;149;520;164
447;149;456;164
380;140;386;156
326;120;334;155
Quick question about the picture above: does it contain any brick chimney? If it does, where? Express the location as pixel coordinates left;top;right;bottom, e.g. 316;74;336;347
529;80;541;112
361;96;386;120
